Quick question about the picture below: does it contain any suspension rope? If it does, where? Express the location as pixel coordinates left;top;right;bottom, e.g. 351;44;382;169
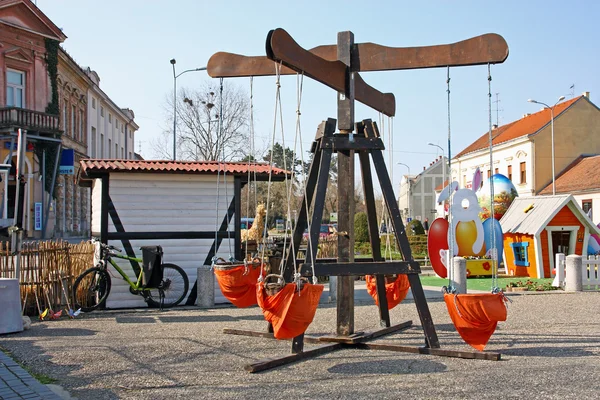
487;63;499;292
259;62;282;282
244;77;255;260
446;66;454;291
218;78;234;260
212;83;223;267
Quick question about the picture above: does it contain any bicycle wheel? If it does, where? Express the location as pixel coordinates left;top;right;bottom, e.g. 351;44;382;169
73;266;112;313
146;263;189;308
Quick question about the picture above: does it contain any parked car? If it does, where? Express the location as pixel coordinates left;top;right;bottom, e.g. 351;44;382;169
303;224;335;239
241;217;254;230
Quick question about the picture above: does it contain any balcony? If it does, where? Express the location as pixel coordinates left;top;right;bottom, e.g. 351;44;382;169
0;107;62;135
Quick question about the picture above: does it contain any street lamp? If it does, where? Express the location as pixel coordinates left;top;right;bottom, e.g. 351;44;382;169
527;95;565;195
398;162;411;221
170;58;206;160
428;142;446;217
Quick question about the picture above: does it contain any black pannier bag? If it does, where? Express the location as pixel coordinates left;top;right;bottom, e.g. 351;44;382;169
140;246;164;288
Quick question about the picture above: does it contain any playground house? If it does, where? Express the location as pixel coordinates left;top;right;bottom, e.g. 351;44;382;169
500;194;600;278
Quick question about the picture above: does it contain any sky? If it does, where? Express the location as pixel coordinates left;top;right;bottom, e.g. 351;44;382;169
37;0;600;196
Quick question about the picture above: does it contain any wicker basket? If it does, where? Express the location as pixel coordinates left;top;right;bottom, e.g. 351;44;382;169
213;257;262;271
263;274;309;296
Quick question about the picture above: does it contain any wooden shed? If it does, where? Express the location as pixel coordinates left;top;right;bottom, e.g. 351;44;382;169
499;194;600;278
77;159;288;308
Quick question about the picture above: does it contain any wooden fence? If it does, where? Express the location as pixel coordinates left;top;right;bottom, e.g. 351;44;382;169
0;240;94;316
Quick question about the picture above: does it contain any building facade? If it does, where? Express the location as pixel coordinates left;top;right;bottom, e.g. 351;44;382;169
85;68;138;162
0;0;65;237
399;156;447;224
0;0;139;239
451;94;600;198
56;47;93;237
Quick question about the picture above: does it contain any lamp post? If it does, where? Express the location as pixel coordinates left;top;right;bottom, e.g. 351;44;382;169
428;142;446;217
170;59;206;161
527;95;565;195
398;162;411;222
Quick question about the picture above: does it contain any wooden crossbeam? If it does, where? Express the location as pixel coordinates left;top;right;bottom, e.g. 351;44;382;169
298;261;421;276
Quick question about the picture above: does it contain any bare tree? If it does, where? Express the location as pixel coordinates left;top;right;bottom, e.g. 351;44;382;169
156;81;250;161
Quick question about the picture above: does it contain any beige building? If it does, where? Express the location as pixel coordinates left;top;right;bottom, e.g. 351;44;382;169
85;68;138;161
56;47;93;237
452;93;600;199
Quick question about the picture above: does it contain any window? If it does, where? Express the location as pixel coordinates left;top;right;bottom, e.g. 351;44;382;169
62;103;67;132
121;147;124;159
71;105;76;138
520;162;526;184
115;120;119;129
583;199;592;220
91;127;97;158
100;106;104;117
92;97;96;109
79;110;84;143
108;139;111;157
511;242;530;267
109;114;112;124
463;175;466;187
115;143;118;158
6;69;25;108
128;152;132;159
494;168;499;174
100;133;104;158
508;165;512;181
487;170;491;178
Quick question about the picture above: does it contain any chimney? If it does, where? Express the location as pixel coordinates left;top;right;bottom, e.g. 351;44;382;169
522;113;531;118
492;124;498;129
583;91;590;99
423;166;426;171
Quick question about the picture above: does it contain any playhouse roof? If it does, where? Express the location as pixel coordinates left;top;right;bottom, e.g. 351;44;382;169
77;159;290;187
500;194;600;236
455;96;582;158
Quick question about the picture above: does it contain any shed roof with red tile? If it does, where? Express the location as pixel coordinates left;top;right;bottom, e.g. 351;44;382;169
77;159;290;186
455;96;583;158
538;154;600;195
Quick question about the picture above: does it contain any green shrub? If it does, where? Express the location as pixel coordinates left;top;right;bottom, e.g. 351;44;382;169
354;212;370;243
407;219;425;236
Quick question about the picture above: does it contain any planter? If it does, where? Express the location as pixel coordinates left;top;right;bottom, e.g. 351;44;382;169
465;259;494;277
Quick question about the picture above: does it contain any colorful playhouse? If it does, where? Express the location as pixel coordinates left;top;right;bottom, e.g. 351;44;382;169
499;194;600;278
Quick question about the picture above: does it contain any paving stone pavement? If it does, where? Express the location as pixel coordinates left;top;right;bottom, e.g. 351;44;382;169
0;351;62;400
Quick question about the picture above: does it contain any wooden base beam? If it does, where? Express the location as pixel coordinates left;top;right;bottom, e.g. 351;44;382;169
244;343;344;373
355;343;501;361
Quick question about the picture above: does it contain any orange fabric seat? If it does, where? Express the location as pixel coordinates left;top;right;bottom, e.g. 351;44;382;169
443;292;507;351
214;263;263;308
256;282;324;339
365;275;410;310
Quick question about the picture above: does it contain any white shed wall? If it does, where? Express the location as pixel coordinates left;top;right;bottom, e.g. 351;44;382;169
91;173;236;308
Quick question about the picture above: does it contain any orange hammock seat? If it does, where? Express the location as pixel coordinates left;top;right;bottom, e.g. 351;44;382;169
365;274;410;310
443;292;508;351
213;259;264;308
256;278;324;339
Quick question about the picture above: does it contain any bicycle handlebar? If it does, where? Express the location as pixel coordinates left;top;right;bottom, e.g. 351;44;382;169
98;242;122;252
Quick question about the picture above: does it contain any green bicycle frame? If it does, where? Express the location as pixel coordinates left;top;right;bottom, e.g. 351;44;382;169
105;253;148;291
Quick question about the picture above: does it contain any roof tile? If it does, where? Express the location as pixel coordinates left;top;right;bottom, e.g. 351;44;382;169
455;96;582;158
538;155;600;194
79;159;290;178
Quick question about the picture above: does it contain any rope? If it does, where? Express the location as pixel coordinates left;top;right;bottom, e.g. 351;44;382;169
259;62;282;282
446;66;454;292
219;78;233;261
244;77;255;260
487;64;499;292
212;83;223;267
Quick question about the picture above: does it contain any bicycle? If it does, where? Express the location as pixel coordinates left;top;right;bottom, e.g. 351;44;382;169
73;241;189;312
